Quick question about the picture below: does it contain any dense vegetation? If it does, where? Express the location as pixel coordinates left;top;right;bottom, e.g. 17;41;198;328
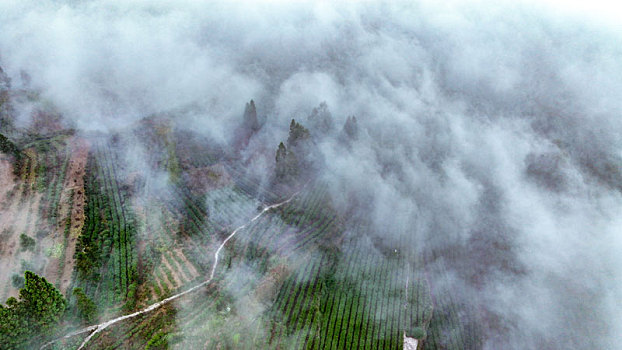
0;133;20;159
19;233;35;252
72;145;138;310
72;288;97;324
0;99;481;349
0;133;22;175
0;271;67;349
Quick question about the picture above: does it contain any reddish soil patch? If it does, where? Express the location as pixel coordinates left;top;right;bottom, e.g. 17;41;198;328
41;137;90;292
161;256;184;287
185;163;232;194
255;264;291;304
166;251;190;281
157;265;177;290
173;247;199;278
0;155;43;300
0;158;14;204
0;191;43;300
58;137;90;294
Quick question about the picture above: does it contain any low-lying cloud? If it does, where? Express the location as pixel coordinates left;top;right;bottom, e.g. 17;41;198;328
1;1;621;348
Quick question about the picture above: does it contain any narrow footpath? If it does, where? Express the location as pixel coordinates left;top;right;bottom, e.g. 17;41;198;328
41;191;300;350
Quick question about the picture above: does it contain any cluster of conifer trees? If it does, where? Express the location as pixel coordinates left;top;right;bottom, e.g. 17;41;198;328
0;271;67;349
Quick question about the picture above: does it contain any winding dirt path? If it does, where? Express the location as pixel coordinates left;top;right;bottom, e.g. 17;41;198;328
41;191;300;350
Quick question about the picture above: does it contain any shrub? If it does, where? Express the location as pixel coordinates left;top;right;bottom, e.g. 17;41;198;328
410;327;426;339
19;233;35;252
72;288;97;324
11;274;24;289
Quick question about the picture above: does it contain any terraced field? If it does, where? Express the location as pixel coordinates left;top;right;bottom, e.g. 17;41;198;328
1;126;484;350
0;124;491;350
70;141;139;311
0;134;80;300
51;157;484;350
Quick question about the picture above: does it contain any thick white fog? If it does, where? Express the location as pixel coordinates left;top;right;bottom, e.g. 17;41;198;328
1;1;621;349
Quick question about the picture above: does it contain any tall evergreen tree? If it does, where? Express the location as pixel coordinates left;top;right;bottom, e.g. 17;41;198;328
275;142;299;181
343;115;359;140
0;271;67;349
73;288;97;324
307;102;333;133
19;271;67;334
243;99;260;131
287;119;310;148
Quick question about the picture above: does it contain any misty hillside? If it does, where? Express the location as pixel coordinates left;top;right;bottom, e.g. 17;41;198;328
0;1;621;350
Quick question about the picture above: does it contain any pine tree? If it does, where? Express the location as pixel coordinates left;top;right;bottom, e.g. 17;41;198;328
0;271;67;348
73;288;97;324
307;102;333;133
0;133;22;176
19;271;67;333
343;116;359;140
243;99;260;131
276;142;287;164
275;142;299;181
287;119;310;148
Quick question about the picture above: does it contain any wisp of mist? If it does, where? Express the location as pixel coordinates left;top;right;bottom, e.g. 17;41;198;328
1;1;621;349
